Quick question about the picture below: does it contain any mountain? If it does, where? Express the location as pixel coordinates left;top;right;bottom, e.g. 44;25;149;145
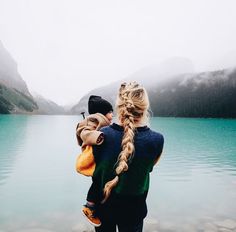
0;41;66;115
71;59;236;118
148;68;236;118
71;57;195;116
0;41;31;96
0;41;39;114
128;57;195;87
0;83;38;114
70;81;118;116
32;92;66;115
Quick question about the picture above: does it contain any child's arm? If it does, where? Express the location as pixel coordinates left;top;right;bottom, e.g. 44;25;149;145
76;117;104;148
81;129;104;146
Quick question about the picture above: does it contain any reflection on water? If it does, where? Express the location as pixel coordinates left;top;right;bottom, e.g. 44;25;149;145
151;118;236;177
0;115;236;232
0;115;28;186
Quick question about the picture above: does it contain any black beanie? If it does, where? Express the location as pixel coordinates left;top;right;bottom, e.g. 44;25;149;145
88;95;113;115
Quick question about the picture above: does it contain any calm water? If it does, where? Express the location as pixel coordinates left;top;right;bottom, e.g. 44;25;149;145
0;115;236;232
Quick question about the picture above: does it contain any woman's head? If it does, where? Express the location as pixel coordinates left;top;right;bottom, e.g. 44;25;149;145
116;82;150;126
102;82;150;203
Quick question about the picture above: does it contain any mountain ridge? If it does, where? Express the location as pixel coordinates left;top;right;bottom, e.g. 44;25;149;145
0;41;65;114
71;66;236;118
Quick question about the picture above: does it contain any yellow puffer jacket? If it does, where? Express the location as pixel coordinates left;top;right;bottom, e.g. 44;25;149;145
75;145;95;176
75;113;110;176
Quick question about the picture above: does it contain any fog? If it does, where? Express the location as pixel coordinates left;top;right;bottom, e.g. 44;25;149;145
0;0;236;105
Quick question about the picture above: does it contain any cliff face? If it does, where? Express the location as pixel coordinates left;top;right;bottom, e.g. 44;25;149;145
0;41;31;96
0;41;38;114
0;83;38;114
0;41;66;115
71;66;236;118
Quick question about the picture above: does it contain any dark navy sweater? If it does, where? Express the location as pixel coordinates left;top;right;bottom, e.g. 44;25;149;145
92;123;164;224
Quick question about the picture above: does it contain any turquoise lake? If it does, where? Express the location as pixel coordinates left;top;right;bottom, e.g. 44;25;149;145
0;115;236;232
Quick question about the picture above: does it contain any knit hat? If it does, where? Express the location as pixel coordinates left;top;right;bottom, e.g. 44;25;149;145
88;95;113;115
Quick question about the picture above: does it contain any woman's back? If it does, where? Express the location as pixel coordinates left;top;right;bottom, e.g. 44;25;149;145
93;123;164;195
93;82;164;231
92;123;163;226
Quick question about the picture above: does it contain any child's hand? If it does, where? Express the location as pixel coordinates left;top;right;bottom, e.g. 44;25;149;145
96;134;104;144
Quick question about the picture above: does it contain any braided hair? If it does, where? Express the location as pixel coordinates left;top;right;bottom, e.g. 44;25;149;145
102;82;150;203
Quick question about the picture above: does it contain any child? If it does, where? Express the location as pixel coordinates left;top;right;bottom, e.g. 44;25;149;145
75;95;113;227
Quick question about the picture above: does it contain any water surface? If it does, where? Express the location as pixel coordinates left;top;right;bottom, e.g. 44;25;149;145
0;115;236;232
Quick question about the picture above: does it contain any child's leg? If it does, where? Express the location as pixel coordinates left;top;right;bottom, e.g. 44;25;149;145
86;201;95;207
82;180;102;227
86;178;103;204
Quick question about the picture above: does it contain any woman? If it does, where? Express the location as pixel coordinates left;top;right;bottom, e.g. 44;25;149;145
89;82;164;232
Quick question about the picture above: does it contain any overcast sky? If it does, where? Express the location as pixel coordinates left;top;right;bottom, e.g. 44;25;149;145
0;0;236;106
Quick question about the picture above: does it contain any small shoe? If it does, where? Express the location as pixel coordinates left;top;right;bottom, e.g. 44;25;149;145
82;206;101;227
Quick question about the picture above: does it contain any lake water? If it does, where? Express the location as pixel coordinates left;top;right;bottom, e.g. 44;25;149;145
0;115;236;232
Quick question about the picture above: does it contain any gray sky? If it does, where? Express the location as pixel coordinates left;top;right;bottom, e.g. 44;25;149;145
0;0;236;106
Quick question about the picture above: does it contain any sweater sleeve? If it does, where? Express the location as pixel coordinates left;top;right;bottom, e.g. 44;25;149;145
153;134;164;166
76;118;104;148
81;129;104;146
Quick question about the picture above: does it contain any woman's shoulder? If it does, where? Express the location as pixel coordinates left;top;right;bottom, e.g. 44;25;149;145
100;123;122;133
99;124;116;134
148;128;164;145
149;128;164;138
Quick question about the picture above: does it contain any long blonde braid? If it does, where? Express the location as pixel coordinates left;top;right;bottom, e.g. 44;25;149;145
102;82;150;203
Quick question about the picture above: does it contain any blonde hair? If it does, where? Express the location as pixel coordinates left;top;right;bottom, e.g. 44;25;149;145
101;82;150;203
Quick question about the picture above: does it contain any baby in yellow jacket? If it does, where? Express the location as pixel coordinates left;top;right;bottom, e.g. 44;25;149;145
75;95;113;227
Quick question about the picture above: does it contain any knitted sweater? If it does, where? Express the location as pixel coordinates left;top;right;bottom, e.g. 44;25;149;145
92;123;164;224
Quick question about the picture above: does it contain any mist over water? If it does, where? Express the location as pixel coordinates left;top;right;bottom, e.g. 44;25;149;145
0;115;236;231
